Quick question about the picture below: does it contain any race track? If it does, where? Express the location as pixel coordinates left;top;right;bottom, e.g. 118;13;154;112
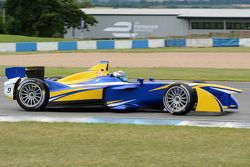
1;77;250;122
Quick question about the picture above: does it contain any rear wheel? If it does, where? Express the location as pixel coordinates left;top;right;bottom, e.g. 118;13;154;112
16;79;49;111
163;83;195;115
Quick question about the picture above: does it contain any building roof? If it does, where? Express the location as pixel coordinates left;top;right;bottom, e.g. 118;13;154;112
82;8;250;18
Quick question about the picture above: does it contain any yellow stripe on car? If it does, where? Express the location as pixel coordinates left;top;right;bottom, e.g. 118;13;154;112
107;100;123;105
149;84;170;92
54;89;103;102
50;88;87;98
194;84;242;93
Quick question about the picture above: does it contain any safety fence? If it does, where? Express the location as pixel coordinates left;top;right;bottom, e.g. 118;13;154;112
0;38;250;52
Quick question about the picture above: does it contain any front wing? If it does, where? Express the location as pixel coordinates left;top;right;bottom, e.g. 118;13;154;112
193;84;241;113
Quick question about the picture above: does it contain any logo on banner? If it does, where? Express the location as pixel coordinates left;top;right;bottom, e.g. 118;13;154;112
104;22;159;38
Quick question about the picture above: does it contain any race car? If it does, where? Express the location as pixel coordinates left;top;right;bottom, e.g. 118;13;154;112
4;61;242;115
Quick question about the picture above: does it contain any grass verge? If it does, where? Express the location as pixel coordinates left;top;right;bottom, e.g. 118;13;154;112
0;122;249;167
1;66;250;82
0;34;76;43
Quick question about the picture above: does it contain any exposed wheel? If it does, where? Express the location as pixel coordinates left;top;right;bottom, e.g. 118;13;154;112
163;83;195;115
16;78;49;111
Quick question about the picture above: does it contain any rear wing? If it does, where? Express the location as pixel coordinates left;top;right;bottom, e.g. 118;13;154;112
6;67;44;80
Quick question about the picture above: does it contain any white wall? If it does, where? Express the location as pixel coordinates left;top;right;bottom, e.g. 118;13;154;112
78;41;97;50
37;42;58;51
240;38;250;47
115;40;132;49
148;39;165;48
186;38;213;47
0;43;16;52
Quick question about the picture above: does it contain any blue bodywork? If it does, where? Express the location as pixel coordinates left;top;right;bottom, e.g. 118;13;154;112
45;75;169;110
104;82;167;110
44;75;239;111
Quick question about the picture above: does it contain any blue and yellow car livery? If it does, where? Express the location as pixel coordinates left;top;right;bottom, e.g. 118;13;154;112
4;61;242;115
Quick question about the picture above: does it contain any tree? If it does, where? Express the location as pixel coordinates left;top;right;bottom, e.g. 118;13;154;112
78;0;95;8
0;1;3;9
4;0;97;37
35;12;65;37
0;16;6;34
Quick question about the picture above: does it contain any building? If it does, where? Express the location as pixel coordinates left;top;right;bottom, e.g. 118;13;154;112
64;8;250;39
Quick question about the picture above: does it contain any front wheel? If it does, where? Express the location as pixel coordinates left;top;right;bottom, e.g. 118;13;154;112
16;79;49;111
163;83;195;115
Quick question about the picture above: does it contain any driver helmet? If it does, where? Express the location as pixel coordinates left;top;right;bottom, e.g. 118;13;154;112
112;71;128;82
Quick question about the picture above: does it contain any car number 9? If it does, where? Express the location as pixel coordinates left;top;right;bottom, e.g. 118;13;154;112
7;87;11;93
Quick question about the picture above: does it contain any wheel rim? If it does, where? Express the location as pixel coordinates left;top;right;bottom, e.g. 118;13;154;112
19;82;44;108
164;86;190;113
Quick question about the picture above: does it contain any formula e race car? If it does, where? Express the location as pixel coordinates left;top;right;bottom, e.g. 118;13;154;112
4;61;242;115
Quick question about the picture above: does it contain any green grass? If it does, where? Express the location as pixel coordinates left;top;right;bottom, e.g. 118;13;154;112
1;66;250;82
0;34;77;43
0;122;249;167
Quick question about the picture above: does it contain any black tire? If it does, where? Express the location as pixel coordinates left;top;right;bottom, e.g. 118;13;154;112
16;78;49;111
192;80;207;83
163;83;195;115
47;76;63;81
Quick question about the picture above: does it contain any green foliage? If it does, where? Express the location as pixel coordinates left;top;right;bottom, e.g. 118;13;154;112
4;0;97;37
35;12;64;37
0;1;3;8
0;34;77;43
78;0;95;8
0;16;6;34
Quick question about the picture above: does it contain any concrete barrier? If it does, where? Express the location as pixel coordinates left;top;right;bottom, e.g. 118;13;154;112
16;42;37;52
132;40;148;48
148;39;165;48
165;39;186;47
0;43;16;52
78;41;96;50
37;42;58;51
97;40;115;49
240;38;250;47
115;40;132;49
186;38;212;47
213;38;239;47
58;41;77;51
0;38;250;53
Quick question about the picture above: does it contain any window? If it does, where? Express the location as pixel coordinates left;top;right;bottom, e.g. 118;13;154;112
216;22;224;29
226;22;250;30
191;22;224;29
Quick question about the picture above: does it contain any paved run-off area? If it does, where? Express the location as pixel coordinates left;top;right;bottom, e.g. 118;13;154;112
1;52;250;68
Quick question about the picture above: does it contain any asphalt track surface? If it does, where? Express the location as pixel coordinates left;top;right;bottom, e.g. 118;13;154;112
1;77;250;123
